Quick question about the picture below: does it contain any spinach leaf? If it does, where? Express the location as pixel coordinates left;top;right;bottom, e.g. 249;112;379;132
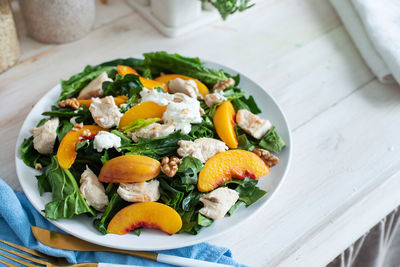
103;74;143;98
231;95;261;114
179;210;201;235
171;157;204;192
75;140;90;151
259;126;286;154
44;157;95;219
98;57;143;69
36;171;51;196
197;213;213;227
223;178;267;207
158;177;185;210
93;192;129;235
181;190;202;211
20;137;51;168
132;228;142;236
120;131;190;160
223;88;245;100
237;134;256;151
101;151;110;164
228;201;246;216
142;52;228;87
57;120;73;143
124;118;160;133
188;123;214;139
110;130;132;146
74;140;103;173
42;106;93;125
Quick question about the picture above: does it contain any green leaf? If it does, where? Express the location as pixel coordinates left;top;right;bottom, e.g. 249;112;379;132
181;190;202;212
101;151;110;164
228;201;246;216
197;213;213;227
123;118;160;133
223;178;267;207
93;192;129;235
57;120;73;143
20;137;51;168
173;157;204;192
42;105;94;125
158;177;185;210
110;130;132;146
103;74;143;98
44;157;95;219
75;140;90;151
259;126;286;154
237;134;256;151
132;228;142;236
202;0;255;20
188;123;214;139
141;52;228;87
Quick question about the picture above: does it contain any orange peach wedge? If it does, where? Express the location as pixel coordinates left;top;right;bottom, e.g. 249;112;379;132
77;96;128;108
117;65;138;76
117;65;167;91
213;101;238;149
107;202;182;235
154;74;209;97
197;149;270;192
57;125;105;169
119;101;167;130
98;155;160;183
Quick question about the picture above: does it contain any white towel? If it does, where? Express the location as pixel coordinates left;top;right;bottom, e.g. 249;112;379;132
330;0;400;84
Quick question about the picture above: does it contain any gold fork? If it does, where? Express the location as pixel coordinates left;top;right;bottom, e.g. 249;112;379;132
0;239;94;267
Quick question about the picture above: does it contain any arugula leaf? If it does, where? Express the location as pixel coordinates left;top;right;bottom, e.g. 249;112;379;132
44;157;95;219
103;74;143;98
158;177;185;210
141;52;228;87
259;126;286;154
197;213;213;227
120;131;190;160
123;118;160;133
93;192;129;234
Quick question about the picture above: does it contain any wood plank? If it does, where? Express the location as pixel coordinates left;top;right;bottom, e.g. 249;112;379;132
210;79;400;266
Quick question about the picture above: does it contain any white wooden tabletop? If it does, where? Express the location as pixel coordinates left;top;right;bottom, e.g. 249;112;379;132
1;0;400;266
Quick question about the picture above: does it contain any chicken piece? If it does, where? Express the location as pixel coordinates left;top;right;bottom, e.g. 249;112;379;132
204;90;226;107
30;117;59;155
80;166;109;211
117;180;160;202
127;122;175;142
89;96;122;129
199;187;239;220
77;72;112;100
236;109;272;139
177;137;228;163
168;78;199;98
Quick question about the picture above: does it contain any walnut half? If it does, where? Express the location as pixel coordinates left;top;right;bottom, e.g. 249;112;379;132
252;148;279;168
161;156;181;177
58;98;80;110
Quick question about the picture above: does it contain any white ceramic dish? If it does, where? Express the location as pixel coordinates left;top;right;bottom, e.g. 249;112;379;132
15;61;292;251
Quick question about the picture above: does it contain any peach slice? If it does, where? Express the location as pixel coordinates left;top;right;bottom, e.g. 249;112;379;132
117;65;139;76
213;101;238;149
197;149;270;192
98;155;160;183
57;125;105;169
119;101;167;130
154;74;209;97
77;96;128;108
139;77;168;92
107;202;182;235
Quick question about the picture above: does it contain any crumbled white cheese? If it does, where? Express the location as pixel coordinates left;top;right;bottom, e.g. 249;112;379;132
140;88;174;106
78;72;112;100
30;117;59;155
236;109;272;139
127;123;175;142
199;187;239;220
177;138;228;163
89;96;122;129
139;88;202;134
117;180;160;202
80;166;109;211
93;131;121;152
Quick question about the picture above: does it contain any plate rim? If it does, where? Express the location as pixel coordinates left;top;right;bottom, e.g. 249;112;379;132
15;59;292;251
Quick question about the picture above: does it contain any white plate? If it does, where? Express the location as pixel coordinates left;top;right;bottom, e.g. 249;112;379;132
15;61;292;251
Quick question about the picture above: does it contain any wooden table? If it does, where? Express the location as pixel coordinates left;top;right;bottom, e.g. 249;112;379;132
1;0;400;266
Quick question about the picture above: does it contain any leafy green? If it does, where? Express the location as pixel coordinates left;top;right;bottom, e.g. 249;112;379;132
60;66;116;101
141;52;228;87
158;177;185;210
110;130;132;146
75;140;90;151
223;88;245;100
132;228;142;236
120;131;190;160
20;137;51;168
259;126;286;154
197;213;213;227
237;134;256;151
202;0;255;20
93;192;129;235
123;118;160;133
36;171;51;195
179;210;201;235
241;95;261;114
57;120;73;143
42;106;94;125
228;201;246;216
224;178;267;207
101;151;110;165
182;190;202;211
103;74;143;98
188;123;214;139
171;157;204;192
44;157;95;219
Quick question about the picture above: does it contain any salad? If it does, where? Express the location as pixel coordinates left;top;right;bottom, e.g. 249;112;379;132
20;52;285;236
